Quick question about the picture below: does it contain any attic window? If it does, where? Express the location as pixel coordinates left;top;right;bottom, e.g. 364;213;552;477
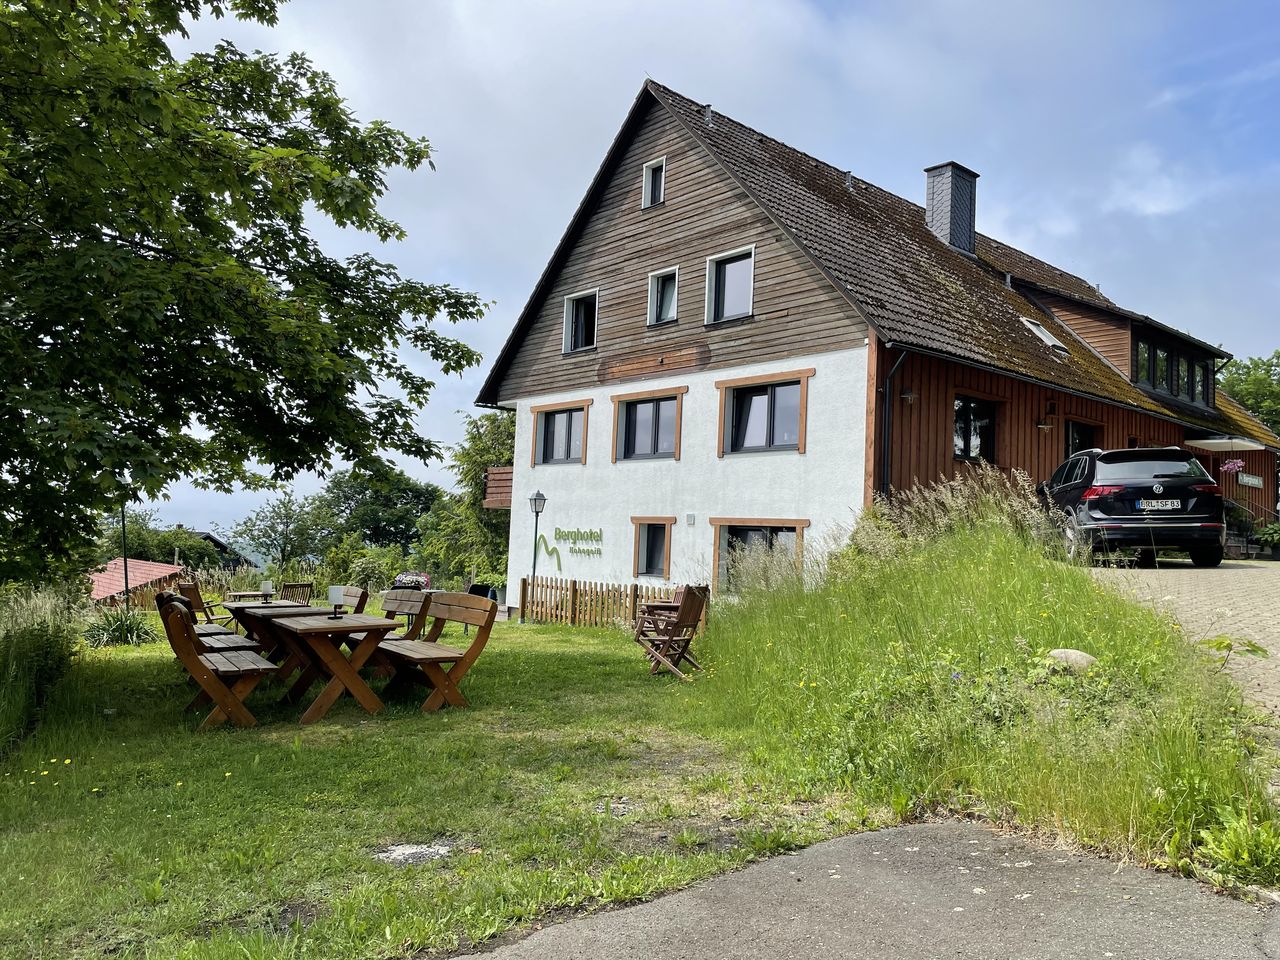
1021;316;1069;356
641;157;665;208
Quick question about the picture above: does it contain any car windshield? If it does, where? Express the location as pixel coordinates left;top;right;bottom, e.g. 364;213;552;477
1095;455;1210;482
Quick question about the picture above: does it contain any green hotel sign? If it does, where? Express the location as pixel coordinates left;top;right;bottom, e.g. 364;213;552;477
555;527;603;558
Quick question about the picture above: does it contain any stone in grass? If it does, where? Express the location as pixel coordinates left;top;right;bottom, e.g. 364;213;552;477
1046;649;1098;674
374;842;453;866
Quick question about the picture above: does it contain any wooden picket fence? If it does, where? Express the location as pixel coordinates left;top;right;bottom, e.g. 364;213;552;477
519;576;676;627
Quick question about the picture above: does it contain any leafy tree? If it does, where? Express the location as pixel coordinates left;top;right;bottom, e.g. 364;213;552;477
94;509;223;568
0;1;485;584
230;491;322;567
152;527;224;570
411;411;514;586
1220;350;1280;437
312;468;442;551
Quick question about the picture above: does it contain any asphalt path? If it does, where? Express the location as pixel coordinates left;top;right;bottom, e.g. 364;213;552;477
478;822;1278;959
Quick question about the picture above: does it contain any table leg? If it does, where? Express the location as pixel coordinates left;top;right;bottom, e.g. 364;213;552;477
299;632;387;724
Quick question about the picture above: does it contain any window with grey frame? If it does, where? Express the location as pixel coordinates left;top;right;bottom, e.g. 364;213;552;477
620;397;677;460
565;292;597;352
637;523;667;576
539;408;584;464
728;381;800;453
708;251;753;323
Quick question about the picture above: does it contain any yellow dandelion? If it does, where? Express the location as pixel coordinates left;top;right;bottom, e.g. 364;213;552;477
40;771;49;776
63;759;71;765
224;772;232;778
175;781;183;788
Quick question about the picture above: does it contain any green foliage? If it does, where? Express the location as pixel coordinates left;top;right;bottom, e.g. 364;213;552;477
94;508;224;569
230;491;323;567
411;411;515;587
1219;350;1280;436
0;587;83;749
0;0;486;583
692;483;1278;883
82;607;162;648
1198;807;1280;886
1256;522;1280;547
311;467;442;551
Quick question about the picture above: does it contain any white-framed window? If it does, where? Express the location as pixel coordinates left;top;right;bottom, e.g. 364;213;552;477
563;288;598;353
705;246;754;324
647;267;678;326
641;156;665;208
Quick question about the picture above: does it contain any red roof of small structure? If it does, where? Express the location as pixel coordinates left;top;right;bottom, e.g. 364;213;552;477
91;558;184;602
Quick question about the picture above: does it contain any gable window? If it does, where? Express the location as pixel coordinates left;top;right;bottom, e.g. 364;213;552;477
641;157;665;208
532;401;591;466
1136;342;1151;384
563;290;597;353
1193;362;1208;405
715;369;813;457
1177;357;1190;399
953;395;997;462
648;268;678;326
632;517;674;578
706;247;754;324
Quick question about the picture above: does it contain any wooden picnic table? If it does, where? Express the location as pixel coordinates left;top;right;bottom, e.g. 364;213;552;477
226;590;272;601
271;614;399;724
223;601;327;681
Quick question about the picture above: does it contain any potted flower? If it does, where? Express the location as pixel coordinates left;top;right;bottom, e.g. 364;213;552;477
1258;522;1280;561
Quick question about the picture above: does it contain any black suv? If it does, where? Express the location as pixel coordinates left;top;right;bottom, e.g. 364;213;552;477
1038;447;1225;567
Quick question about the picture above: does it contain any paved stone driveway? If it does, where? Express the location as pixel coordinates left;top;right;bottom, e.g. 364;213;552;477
1093;559;1280;717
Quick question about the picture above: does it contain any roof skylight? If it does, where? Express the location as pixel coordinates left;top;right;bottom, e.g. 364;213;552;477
1021;316;1069;356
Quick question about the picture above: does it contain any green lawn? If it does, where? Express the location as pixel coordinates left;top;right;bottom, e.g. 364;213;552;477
0;619;857;959
4;523;1277;958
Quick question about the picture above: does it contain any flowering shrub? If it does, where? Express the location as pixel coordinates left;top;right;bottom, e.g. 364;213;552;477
1221;459;1245;474
392;571;431;591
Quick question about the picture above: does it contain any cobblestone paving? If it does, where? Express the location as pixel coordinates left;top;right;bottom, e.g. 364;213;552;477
1093;559;1280;717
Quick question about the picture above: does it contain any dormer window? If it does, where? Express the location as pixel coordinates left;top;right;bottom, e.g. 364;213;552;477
1021;316;1068;356
641;157;665;208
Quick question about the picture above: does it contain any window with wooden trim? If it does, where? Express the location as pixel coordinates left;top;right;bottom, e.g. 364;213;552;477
648;267;678;326
563;290;597;353
632;517;674;578
1064;420;1097;458
621;396;678;460
709;517;809;592
953;395;997;462
705;247;753;324
532;401;591;466
641;157;665;208
715;369;812;457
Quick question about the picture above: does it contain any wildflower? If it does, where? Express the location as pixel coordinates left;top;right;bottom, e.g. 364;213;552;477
63;759;71;765
224;772;232;778
175;782;183;788
40;771;49;776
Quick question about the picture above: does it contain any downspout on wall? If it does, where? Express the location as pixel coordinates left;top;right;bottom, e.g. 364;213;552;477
879;348;908;495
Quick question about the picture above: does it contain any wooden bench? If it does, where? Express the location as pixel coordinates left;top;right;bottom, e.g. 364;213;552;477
379;592;497;712
176;581;235;628
156;591;260;652
280;581;314;604
160;601;278;730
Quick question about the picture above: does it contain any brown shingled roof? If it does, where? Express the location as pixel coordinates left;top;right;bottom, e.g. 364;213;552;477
477;80;1277;450
644;81;1275;447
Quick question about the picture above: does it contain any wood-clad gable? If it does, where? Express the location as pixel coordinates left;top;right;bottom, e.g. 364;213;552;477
489;98;867;403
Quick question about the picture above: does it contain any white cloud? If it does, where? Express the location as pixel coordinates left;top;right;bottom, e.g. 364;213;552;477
1101;143;1211;217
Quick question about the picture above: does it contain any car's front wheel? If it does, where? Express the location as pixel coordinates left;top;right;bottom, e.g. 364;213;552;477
1063;514;1093;564
1190;544;1224;568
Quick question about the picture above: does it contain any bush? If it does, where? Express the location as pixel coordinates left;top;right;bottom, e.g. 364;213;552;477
83;607;161;648
0;587;84;750
692;471;1279;885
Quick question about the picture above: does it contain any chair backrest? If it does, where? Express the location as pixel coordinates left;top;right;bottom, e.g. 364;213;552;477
381;588;430;641
421;592;498;664
176;581;213;621
333;585;368;614
279;582;313;604
159;601;208;676
671;585;709;633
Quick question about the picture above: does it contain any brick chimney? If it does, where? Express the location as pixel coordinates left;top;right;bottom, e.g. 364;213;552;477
924;161;979;254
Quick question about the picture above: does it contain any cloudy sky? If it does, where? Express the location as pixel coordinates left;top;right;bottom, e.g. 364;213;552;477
154;0;1280;531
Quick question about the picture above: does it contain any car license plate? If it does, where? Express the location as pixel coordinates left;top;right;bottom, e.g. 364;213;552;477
1137;499;1181;510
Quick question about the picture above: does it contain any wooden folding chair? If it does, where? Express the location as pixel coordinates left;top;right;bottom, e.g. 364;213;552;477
637;585;685;622
175;581;234;627
379;592;497;712
633;585;708;681
279;582;314;604
155;591;260;652
159;601;278;730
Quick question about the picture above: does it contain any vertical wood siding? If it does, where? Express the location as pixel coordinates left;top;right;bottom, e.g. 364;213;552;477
495;100;866;402
877;351;1278;520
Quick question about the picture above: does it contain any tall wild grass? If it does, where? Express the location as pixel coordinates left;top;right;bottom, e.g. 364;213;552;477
694;467;1278;885
0;586;85;750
